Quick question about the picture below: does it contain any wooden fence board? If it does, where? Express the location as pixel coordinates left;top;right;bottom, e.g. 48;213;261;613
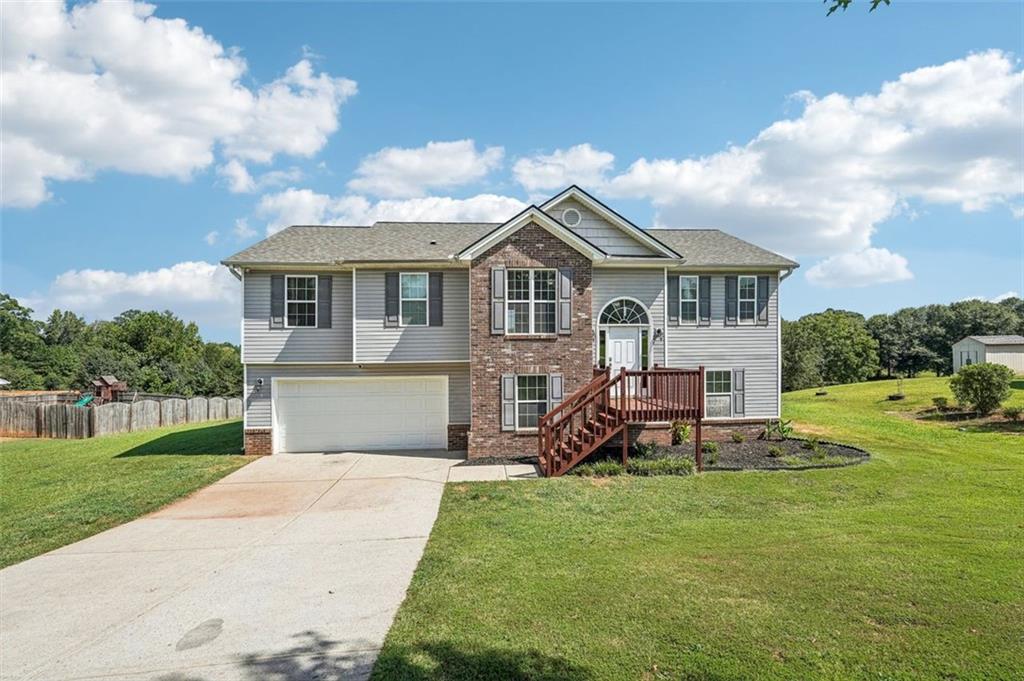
187;397;209;423
39;405;91;439
0;401;39;437
130;400;161;432
94;403;131;436
160;398;187;426
208;397;227;421
227;398;242;420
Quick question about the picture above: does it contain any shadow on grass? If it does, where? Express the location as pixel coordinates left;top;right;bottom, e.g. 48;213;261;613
152;630;594;681
958;420;1024;435
1010;379;1024;390
117;421;243;457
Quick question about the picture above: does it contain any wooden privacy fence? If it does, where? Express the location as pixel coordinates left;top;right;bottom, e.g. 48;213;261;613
0;397;243;439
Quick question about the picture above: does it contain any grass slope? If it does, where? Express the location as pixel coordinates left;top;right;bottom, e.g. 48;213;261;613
0;420;249;568
373;378;1023;680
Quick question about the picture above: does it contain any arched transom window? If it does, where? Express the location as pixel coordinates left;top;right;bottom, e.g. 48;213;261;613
600;299;649;325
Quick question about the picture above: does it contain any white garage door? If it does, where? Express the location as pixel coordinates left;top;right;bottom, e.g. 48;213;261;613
273;377;448;453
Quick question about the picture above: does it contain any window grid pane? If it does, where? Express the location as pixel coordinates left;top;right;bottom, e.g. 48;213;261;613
287;277;316;301
508;270;531;302
534;302;556;334
680;277;698;300
516;375;548;429
507;302;530;333
286;277;317;327
287;302;316;327
706;370;731;394
400;273;427;299
533;271;556;300
402;300;427;325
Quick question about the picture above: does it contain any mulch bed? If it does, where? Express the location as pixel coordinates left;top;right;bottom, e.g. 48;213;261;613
689;438;869;471
456;454;539;467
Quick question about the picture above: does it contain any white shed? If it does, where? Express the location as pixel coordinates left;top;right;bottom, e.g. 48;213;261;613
952;335;1024;373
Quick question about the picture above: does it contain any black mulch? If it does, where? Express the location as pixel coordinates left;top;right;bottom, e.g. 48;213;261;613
659;437;869;471
455;454;539;467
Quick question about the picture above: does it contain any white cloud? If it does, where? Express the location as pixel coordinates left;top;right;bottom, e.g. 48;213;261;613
591;50;1022;286
256;189;525;234
41;261;238;327
217;159;303;194
1;0;355;207
232;218;257;240
204;230;219;245
512;143;616;194
347;140;504;198
991;291;1020;302
805;248;913;288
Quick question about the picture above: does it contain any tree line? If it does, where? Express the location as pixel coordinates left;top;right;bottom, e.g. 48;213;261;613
782;297;1024;392
0;293;241;397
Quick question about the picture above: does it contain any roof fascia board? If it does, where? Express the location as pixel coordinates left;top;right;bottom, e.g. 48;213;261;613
456;206;606;261
541;185;681;259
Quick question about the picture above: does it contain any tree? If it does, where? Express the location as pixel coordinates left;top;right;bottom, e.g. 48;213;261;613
825;0;891;16
782;309;879;390
782;319;823;391
950;364;1014;415
43;310;88;346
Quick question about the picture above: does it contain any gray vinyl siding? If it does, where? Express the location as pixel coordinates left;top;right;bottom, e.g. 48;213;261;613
665;274;780;418
592;268;666;365
355;269;469;362
243;271;351;363
548;199;657;256
244;363;471;428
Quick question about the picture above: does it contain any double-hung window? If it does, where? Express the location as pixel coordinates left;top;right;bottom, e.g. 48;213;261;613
400;273;428;326
738;276;757;323
705;370;732;418
507;269;556;334
285;275;317;327
680;276;698;323
516;375;548;429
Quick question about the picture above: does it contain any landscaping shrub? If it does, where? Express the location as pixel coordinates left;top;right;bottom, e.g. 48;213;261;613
1003;405;1022;422
633;440;659;459
627;457;695;477
767;445;784;458
760;419;793;441
731;431;745;443
670;420;691;445
701;440;719;465
801;437;818;450
572;460;626;477
931;396;948;411
949;364;1014;415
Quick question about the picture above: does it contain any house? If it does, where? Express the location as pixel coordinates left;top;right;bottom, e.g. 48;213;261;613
952;335;1024;373
222;186;797;473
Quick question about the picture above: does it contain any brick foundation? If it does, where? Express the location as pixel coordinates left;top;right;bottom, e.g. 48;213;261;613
468;221;594;458
244;428;273;456
447;424;469;451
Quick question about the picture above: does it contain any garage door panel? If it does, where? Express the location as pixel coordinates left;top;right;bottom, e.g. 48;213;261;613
274;377;447;453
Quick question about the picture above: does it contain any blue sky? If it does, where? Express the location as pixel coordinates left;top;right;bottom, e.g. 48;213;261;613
2;0;1022;342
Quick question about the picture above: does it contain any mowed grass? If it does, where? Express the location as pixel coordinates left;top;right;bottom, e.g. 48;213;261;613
373;378;1023;681
0;420;250;568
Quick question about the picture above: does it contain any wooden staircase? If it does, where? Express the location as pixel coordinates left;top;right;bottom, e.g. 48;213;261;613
538;367;705;477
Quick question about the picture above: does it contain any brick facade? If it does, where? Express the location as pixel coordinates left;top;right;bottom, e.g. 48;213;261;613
243;428;273;456
468;221;594;458
447;424;469;451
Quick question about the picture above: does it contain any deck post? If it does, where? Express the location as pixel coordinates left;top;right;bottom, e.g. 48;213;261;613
695;366;705;472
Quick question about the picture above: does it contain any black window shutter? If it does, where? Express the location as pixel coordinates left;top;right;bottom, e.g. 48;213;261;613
557;268;573;335
270;275;284;329
491;267;506;335
757;275;769;325
429;272;443;326
732;368;745;416
501;374;516;431
725;276;738;326
699;276;711;325
667;275;680;325
317;275;332;328
384;272;399;327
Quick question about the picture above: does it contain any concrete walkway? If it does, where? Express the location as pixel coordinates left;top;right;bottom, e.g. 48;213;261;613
1;450;463;681
446;463;540;482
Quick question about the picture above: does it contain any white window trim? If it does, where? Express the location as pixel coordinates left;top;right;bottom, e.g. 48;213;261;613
704;368;733;419
506;268;557;335
284;274;317;329
680;275;699;324
399;272;429;327
738;275;757;324
514;373;548;431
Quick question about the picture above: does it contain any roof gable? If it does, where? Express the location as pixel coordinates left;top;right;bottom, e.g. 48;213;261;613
541;186;680;259
455;206;606;261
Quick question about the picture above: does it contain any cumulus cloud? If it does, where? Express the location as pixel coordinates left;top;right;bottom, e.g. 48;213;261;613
40;261;238;327
347;140;504;198
1;0;355;207
805;248;913;288
217;159;303;194
513;143;615;194
256;189;525;234
204;230;219;245
232;218;257;240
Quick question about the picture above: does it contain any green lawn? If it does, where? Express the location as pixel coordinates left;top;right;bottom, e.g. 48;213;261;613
0;420;250;568
373;377;1023;681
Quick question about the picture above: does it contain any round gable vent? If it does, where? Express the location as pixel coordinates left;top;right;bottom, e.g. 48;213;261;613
561;208;582;227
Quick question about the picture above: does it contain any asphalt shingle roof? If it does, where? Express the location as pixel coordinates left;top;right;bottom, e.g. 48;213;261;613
222;222;797;268
966;335;1024;345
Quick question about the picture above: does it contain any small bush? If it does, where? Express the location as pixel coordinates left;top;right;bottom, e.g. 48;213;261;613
572;460;625;477
950;363;1014;415
801;437;818;451
760;419;793;441
767;445;784;458
931;396;948;411
633;440;659;459
670;420;692;445
701;440;719;466
731;431;745;443
628;457;695;477
1003;406;1022;422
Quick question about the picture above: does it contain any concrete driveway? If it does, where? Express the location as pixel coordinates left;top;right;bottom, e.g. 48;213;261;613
1;450;462;681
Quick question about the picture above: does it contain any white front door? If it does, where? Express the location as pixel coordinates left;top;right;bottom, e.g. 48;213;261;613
607;327;641;394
